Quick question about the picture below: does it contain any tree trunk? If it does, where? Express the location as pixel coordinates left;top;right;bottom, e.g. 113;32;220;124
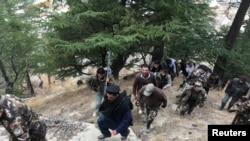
151;44;164;62
111;53;128;80
0;58;9;83
5;82;14;94
26;70;35;96
213;0;250;88
0;58;14;94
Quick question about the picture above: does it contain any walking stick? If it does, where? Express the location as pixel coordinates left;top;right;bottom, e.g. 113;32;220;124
103;51;111;95
135;100;140;121
136;105;139;121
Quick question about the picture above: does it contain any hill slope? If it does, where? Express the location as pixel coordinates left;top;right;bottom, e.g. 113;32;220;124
1;73;237;141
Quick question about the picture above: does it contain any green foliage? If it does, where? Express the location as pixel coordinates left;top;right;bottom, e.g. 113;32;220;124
224;19;250;78
0;0;42;93
42;0;223;79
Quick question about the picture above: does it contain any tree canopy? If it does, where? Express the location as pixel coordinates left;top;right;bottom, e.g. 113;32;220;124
0;0;249;96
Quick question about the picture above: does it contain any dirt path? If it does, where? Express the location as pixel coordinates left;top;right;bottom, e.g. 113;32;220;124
0;73;236;141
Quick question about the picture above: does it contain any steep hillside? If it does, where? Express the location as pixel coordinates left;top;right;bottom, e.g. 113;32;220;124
0;72;238;141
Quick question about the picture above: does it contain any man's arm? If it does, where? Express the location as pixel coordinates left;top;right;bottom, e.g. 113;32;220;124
164;75;172;89
132;76;139;99
114;109;132;134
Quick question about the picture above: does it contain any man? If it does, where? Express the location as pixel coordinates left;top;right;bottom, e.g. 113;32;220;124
165;57;178;81
203;72;220;94
150;60;163;76
90;67;116;117
232;98;250;125
0;94;47;141
177;81;207;116
156;69;172;90
219;75;249;111
133;64;158;114
185;62;195;78
97;85;133;140
183;64;211;89
136;83;167;133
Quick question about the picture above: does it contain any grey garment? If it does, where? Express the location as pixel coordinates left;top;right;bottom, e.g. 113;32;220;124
156;73;172;89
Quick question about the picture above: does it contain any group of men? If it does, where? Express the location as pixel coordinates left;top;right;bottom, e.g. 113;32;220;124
1;57;249;141
92;57;250;140
91;58;215;140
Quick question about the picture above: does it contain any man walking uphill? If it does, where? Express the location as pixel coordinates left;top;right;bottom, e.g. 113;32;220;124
219;75;249;111
89;67;116;117
136;83;167;133
97;85;133;141
133;64;158;114
177;81;207;116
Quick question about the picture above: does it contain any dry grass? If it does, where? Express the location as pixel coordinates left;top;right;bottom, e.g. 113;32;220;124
23;72;237;141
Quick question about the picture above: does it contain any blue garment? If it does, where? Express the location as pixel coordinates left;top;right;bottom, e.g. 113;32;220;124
167;58;176;73
94;91;104;114
98;114;130;137
98;95;133;136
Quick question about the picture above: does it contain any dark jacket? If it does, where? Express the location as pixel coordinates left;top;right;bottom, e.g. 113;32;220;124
137;86;167;109
225;78;249;98
204;75;220;89
87;73;116;93
132;72;158;97
99;93;133;133
156;73;172;89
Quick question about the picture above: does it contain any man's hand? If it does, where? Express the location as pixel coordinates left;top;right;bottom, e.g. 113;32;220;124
111;130;118;136
105;77;110;82
161;104;166;108
135;100;140;106
133;95;137;100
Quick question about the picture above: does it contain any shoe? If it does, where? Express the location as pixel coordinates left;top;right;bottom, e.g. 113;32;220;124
138;109;143;114
121;136;127;140
98;134;110;140
92;112;97;117
121;129;130;140
146;129;151;133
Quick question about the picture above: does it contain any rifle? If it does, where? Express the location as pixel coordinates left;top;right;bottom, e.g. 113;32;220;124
232;110;240;125
103;52;111;95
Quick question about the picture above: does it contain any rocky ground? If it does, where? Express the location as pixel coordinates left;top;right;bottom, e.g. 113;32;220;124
0;71;238;141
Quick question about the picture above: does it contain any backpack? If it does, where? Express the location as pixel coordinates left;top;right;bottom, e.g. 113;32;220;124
197;64;212;73
120;90;133;110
